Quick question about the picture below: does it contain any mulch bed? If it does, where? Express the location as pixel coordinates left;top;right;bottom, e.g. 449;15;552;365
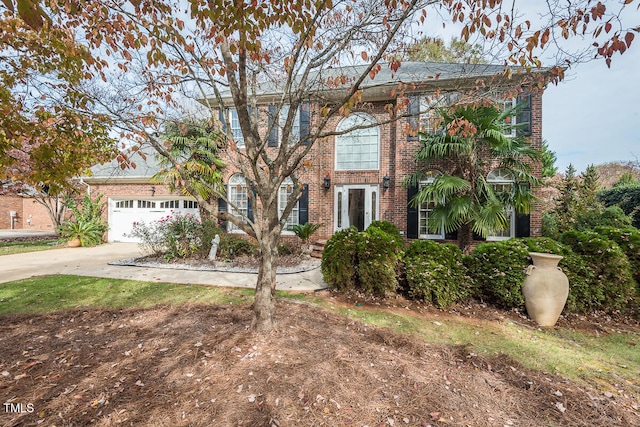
1;297;638;427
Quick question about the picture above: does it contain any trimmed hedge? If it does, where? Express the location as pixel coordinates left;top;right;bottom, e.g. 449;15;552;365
357;228;403;296
560;230;637;313
522;237;599;313
321;226;403;296
404;240;470;308
321;227;361;292
593;226;640;287
464;239;530;309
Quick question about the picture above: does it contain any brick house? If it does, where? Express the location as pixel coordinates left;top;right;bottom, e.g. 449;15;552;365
83;61;545;243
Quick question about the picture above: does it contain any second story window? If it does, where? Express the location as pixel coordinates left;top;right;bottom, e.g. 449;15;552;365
230;108;245;146
335;113;379;171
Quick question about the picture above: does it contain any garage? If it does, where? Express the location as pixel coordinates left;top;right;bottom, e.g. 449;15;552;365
108;198;200;242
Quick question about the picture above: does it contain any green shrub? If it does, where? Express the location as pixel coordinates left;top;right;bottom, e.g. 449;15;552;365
465;239;530;309
193;218;225;258
541;211;559;240
522;237;600;313
218;234;258;259
163;213;203;259
404;240;470;308
593;226;640;289
356;228;402;296
58;193;108;246
321;227;361;292
559;230;637;313
367;220;403;243
289;223;322;244
574;206;632;231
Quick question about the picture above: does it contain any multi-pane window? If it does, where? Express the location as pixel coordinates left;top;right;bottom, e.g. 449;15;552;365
138;200;156;209
419;93;458;134
229;108;245;146
279;178;299;231
418;170;444;239
335;113;379;170
487;168;516;240
160;200;180;209
115;200;134;209
183;200;199;209
279;105;300;145
228;174;248;232
497;96;517;137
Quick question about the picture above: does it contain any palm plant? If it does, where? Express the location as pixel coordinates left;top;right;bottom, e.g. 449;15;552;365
152;119;226;207
289;222;322;244
407;101;540;254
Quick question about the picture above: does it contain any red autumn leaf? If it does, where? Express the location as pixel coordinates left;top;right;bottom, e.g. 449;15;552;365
625;32;635;48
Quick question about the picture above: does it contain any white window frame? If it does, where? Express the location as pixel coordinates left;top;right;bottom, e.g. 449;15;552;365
418;170;445;240
335;113;379;171
486;168;516;241
278;177;299;233
279;105;301;146
137;200;156;209
229;108;245;147
228;174;248;232
115;200;134;209
159;200;180;209
496;96;517;137
419;92;458;134
183;200;199;209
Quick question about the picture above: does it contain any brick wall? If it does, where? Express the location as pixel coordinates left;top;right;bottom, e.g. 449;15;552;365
0;196;23;229
22;198;57;230
215;90;544;242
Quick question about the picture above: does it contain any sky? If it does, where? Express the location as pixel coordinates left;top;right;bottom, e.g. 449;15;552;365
542;50;640;174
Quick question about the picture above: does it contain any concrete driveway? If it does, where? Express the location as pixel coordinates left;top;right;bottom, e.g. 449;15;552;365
0;243;325;291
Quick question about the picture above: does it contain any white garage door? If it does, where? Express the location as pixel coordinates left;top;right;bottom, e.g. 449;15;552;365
108;198;200;242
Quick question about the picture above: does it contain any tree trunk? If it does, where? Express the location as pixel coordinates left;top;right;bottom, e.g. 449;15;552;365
252;231;279;332
458;223;474;255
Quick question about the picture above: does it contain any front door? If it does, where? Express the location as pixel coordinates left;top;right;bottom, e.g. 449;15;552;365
334;185;378;232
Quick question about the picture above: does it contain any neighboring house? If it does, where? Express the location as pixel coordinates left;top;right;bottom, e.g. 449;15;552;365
83;149;200;242
87;61;546;244
0;184;58;231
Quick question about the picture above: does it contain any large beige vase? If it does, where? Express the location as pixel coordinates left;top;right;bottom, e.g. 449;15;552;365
522;252;569;327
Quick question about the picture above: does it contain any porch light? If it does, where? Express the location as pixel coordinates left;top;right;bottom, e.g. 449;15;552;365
150;186;156;197
382;175;390;189
323;176;331;190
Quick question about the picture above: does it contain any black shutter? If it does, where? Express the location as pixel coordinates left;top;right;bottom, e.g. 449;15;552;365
472;231;485;241
247;186;256;223
516;213;531;237
218;108;228;134
516;92;532;137
268;104;278;147
407;94;420;141
300;102;311;145
217;197;227;230
298;184;309;225
406;184;419;239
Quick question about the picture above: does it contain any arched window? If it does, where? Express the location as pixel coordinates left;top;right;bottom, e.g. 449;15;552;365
419;170;444;239
228;174;248;231
279;177;299;231
487;168;516;240
335;113;379;170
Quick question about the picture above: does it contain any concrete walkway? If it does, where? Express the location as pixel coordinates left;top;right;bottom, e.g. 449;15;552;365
0;243;326;291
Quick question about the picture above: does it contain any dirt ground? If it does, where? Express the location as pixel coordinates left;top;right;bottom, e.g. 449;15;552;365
1;296;638;427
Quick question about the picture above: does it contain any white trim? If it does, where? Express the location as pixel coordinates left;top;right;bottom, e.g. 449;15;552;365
335;113;380;171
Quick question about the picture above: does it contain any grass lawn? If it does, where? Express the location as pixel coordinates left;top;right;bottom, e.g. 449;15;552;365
1;274;638;393
0;239;60;256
